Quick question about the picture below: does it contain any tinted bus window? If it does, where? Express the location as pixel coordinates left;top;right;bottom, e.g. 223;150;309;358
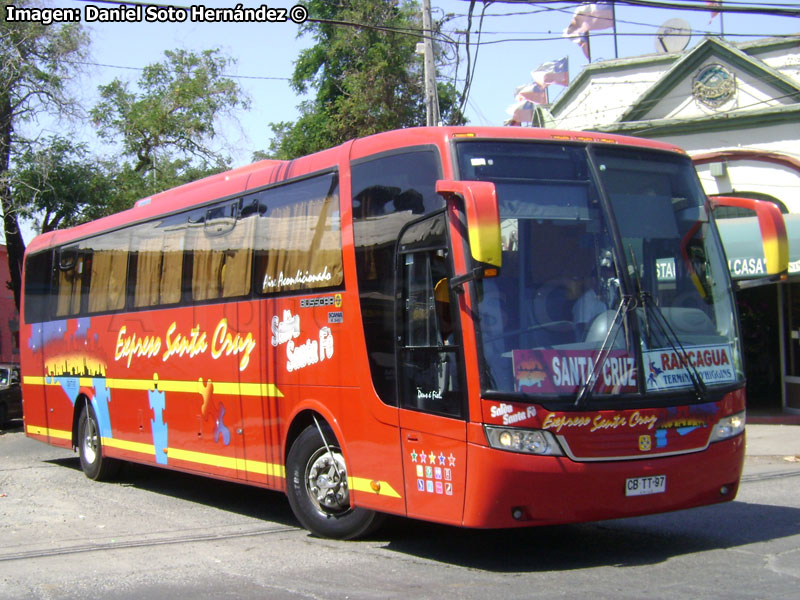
254;173;343;296
132;214;186;308
87;232;130;314
187;198;255;302
23;251;53;323
351;148;443;405
55;245;86;317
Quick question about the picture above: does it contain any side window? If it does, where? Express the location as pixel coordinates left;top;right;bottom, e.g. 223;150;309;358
132;215;185;308
55;245;87;317
52;232;132;318
254;173;343;296
351;148;444;406
396;213;464;418
87;232;130;313
23;250;53;324
188;198;256;302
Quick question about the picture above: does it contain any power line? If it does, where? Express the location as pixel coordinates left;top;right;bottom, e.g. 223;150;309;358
68;0;458;45
68;60;291;81
447;31;800;46
471;0;800;18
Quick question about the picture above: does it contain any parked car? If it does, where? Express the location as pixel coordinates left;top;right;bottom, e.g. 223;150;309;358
0;363;21;427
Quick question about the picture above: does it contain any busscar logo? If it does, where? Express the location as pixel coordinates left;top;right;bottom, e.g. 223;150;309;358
300;296;338;308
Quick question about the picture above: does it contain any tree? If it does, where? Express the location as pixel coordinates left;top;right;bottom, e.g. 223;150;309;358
1;0;89;309
11;136;115;234
266;0;463;160
98;156;229;212
91;49;249;180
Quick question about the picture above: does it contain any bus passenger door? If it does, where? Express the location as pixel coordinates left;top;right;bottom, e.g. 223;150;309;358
396;215;468;525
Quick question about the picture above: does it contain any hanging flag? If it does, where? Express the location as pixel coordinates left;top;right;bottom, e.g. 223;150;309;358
563;2;614;37
506;97;535;123
706;1;722;23
563;2;614;59
531;57;569;88
515;83;547;105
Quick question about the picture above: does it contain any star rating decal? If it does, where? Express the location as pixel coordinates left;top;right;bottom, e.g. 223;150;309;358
409;448;457;495
410;448;457;467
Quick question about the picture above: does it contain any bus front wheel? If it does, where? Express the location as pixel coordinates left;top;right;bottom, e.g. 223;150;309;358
77;402;120;481
286;425;383;539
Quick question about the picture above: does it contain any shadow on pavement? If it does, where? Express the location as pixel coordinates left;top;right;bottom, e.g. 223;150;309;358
375;499;800;571
45;456;298;528
43;444;800;572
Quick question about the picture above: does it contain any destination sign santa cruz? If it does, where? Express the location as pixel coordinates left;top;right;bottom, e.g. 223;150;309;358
4;3;309;25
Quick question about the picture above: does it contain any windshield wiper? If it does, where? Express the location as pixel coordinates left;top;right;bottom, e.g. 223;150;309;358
575;293;635;408
640;293;708;402
627;248;707;402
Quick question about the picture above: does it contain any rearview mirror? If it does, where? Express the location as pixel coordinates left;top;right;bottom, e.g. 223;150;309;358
435;180;502;269
710;196;788;276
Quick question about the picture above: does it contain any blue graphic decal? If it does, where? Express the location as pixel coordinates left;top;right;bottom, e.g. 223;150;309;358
647;361;663;387
148;388;169;465
91;379;113;438
39;320;69;347
655;429;668;448
49;376;81;405
214;403;231;446
74;317;91;339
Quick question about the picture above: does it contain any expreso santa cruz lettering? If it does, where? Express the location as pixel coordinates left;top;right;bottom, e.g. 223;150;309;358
19;127;787;539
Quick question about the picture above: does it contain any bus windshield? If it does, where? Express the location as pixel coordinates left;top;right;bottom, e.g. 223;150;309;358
456;141;741;401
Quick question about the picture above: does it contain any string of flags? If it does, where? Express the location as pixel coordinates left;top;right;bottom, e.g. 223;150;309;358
505;57;568;126
707;1;722;23
502;1;724;125
562;2;614;60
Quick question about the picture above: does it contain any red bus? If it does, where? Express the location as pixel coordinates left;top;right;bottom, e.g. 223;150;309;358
20;127;787;539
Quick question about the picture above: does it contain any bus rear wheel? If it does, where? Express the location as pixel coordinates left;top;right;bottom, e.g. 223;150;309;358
286;425;383;539
77;402;120;481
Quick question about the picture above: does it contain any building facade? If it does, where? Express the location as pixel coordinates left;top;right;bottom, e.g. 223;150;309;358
550;35;800;414
0;246;20;364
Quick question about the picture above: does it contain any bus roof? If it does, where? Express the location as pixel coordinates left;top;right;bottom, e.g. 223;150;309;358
25;126;686;254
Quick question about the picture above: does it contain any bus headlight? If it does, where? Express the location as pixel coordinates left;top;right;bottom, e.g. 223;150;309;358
484;426;563;456
709;411;746;443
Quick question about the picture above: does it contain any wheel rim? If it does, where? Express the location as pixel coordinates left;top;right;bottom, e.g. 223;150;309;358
305;446;350;516
82;414;99;465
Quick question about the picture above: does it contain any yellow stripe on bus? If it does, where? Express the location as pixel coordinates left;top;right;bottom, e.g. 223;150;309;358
103;437;156;456
349;476;402;499
23;375;283;398
26;424;71;441
25;424;402;499
167;446;286;478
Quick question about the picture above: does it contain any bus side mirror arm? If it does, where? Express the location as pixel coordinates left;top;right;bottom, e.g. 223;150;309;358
710;196;789;277
449;266;497;293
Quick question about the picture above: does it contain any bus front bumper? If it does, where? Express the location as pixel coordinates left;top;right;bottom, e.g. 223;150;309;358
461;432;745;529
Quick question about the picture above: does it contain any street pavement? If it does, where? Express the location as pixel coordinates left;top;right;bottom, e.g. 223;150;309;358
746;423;800;457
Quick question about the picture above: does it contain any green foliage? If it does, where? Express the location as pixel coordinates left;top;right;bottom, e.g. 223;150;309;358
11;136;114;233
1;0;90;307
91;48;249;176
103;157;227;210
267;0;464;160
0;0;89;129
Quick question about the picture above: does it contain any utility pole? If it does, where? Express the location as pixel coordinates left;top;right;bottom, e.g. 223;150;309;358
421;0;440;126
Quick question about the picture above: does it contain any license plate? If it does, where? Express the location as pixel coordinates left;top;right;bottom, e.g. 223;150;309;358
625;475;666;496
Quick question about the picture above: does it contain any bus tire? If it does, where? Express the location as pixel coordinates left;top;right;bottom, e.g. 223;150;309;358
77;402;120;481
286;425;384;539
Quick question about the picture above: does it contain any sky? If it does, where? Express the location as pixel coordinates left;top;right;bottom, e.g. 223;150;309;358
24;1;797;165
12;0;800;243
